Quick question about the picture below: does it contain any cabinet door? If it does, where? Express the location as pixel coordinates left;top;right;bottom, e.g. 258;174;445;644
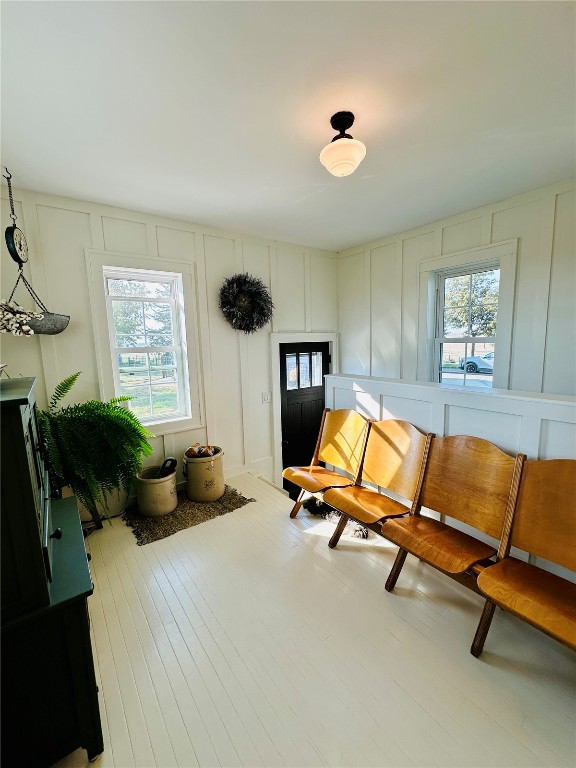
1;400;50;620
2;599;103;767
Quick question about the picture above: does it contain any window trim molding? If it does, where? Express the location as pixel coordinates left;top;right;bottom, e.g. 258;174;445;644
417;240;517;390
85;249;204;434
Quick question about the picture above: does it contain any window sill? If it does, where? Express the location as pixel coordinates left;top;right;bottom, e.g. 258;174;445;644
139;415;203;436
438;380;498;393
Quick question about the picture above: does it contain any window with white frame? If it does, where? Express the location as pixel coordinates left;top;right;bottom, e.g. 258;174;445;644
418;241;516;390
103;266;191;423
435;265;500;389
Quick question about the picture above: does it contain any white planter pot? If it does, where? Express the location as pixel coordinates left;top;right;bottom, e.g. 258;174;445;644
61;485;129;522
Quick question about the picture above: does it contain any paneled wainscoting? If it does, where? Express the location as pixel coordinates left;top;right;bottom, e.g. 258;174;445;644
53;474;575;768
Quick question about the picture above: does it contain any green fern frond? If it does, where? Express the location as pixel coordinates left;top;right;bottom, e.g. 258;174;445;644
49;371;81;413
38;373;154;522
110;395;132;405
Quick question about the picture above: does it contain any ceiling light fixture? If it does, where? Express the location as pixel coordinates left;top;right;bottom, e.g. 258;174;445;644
319;111;366;177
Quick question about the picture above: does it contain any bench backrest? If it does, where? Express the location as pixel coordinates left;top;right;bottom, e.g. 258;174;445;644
315;408;369;478
417;435;522;539
509;459;576;571
360;419;431;501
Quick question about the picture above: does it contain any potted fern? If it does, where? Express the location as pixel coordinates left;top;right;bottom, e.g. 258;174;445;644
37;372;154;529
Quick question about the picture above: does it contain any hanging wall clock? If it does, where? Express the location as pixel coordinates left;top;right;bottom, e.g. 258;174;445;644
3;169;28;265
219;273;274;334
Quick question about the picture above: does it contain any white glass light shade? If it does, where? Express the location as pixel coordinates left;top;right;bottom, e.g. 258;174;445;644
319;137;366;177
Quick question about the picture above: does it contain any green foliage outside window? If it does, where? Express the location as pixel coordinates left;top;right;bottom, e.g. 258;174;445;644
443;269;499;338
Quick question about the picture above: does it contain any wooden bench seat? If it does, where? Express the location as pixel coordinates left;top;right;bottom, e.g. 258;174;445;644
475;558;576;649
472;458;576;656
323;419;432;549
382;514;497;575
382;435;525;598
282;408;370;518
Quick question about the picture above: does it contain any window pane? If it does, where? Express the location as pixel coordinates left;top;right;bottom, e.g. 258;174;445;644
442;273;472;336
471;269;500;304
149;351;175;367
299;353;310;388
120;384;152;418
151;383;179;416
470;304;498;337
108;278;172;298
439;343;468;386
443;274;471;307
286;354;298;390
311;352;323;387
118;353;149;385
439;342;494;389
149;367;177;384
443;307;469;337
144;303;173;347
112;300;145;346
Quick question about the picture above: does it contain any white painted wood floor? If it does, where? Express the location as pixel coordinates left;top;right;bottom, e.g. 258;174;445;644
54;474;576;768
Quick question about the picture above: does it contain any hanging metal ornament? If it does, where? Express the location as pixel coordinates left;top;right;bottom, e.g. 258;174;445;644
2;168;69;335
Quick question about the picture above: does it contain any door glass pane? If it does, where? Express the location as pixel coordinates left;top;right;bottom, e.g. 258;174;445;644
311;352;323;387
286;354;298;390
299;353;310;388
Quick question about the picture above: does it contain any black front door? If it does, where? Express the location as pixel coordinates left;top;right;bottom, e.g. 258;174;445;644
280;342;330;498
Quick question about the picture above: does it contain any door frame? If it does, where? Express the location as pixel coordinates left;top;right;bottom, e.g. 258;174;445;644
271;332;339;488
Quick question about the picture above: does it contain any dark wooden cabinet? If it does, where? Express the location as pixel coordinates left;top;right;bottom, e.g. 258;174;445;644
1;378;52;620
1;379;104;767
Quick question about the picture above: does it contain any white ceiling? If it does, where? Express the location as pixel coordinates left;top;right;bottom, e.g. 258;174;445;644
2;1;574;251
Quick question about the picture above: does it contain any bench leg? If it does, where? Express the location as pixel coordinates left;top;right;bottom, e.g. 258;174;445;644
385;548;408;592
289;488;306;519
328;513;350;549
471;599;496;658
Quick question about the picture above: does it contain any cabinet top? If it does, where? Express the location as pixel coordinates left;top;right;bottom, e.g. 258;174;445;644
0;377;36;406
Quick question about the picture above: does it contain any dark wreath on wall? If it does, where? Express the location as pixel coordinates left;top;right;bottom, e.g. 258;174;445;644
218;273;274;334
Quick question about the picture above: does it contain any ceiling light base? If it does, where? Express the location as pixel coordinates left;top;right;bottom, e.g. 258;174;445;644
319;111;366;177
330;111;355;140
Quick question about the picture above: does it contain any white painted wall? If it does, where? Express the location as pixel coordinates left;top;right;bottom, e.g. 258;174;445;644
337;180;576;397
0;189;338;484
2;179;573;491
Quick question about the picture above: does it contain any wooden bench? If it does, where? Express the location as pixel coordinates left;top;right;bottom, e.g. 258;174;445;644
323;419;432;549
282;408;370;518
382;435;526;598
471;458;576;656
285;411;575;657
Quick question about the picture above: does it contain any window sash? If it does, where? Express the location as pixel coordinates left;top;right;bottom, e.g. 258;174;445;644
434;265;500;388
